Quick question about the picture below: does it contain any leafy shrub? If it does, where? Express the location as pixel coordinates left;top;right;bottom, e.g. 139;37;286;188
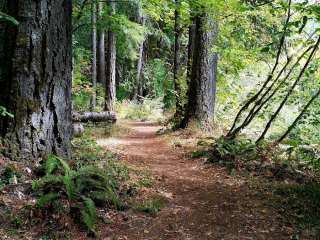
279;141;320;170
33;155;121;234
210;136;258;163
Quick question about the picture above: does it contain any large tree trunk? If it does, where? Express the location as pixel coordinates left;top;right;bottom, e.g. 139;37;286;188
182;13;218;129
97;1;106;85
173;0;183;119
91;0;97;111
133;3;146;101
105;0;116;111
0;0;72;160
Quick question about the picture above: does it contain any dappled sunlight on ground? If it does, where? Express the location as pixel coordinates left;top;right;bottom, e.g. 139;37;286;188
95;121;299;239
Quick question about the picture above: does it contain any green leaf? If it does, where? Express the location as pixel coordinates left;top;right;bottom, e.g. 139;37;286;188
80;196;96;233
37;192;60;208
0;11;19;25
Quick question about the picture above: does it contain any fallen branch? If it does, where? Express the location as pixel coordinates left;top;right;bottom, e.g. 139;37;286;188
72;111;117;123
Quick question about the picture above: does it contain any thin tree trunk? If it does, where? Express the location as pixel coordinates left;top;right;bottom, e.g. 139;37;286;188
229;45;314;138
173;0;183;119
133;3;146;101
91;0;97;111
228;0;292;135
116;59;122;90
0;0;72;160
256;36;320;143
178;21;196;129
105;0;116;111
187;23;196;83
276;89;320;143
97;1;106;85
232;46;313;136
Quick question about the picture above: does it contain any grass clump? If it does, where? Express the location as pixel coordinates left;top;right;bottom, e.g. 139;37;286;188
135;197;166;215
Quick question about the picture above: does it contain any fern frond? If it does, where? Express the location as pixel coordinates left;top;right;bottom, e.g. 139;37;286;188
37;192;60;208
45;155;60;175
80;196;96;233
32;175;64;191
63;175;76;200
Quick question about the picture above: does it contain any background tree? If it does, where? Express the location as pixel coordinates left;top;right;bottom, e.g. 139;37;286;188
91;0;97;110
97;1;106;85
105;0;117;111
173;0;184;120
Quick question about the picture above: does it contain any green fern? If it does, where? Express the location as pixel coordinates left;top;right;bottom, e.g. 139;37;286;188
63;175;76;200
32;175;64;191
80;197;97;233
37;192;61;208
44;155;71;175
33;155;121;232
0;11;19;25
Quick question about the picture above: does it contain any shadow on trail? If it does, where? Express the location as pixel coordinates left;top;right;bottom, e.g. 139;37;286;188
99;121;297;240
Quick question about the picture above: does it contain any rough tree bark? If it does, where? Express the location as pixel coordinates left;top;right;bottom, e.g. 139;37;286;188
173;0;183;119
91;0;97;110
181;12;218;129
0;0;72;160
97;1;106;85
105;0;116;111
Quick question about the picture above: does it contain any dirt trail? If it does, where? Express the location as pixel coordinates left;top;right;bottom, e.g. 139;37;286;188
98;121;295;240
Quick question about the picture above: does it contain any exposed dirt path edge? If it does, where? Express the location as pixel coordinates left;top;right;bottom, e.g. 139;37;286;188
98;121;296;240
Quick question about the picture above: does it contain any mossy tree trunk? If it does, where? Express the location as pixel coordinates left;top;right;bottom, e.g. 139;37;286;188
181;12;218;129
173;0;183;120
0;0;72;160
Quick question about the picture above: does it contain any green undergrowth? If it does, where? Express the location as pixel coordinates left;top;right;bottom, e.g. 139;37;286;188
190;134;320;236
207;136;320;175
31;131;132;236
275;183;320;233
251;179;320;238
33;155;123;234
116;98;166;123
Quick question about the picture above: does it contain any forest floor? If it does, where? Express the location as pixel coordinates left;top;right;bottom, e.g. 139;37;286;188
96;121;307;240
